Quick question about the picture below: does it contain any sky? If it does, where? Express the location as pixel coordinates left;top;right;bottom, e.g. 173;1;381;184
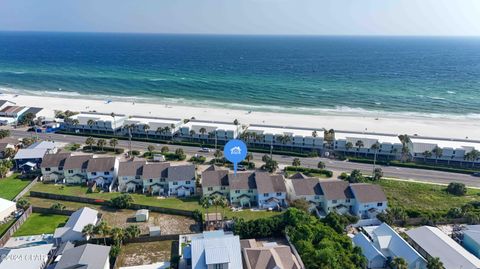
1;0;480;36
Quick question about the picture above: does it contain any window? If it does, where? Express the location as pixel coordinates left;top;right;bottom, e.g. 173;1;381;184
213;264;225;269
92;172;97;176
149;179;153;183
160;178;165;182
135;176;140;179
81;169;86;173
45;168;51;171
346;199;350;203
248;189;253;193
314;195;320;200
276;192;282;196
208;187;213;191
104;171;110;175
220;186;225;190
377;202;383;207
332;200;337;204
263;193;269;197
186;181;191;185
173;182;178;186
68;170;74;174
235;190;240;194
59;167;63;171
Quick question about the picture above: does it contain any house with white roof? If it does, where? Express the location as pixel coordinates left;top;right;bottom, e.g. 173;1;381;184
0;197;16;222
180;120;244;143
14;141;59;171
334;132;403;160
62;111;127;134
409;137;480;166
352;232;386;269
0;243;53;269
123;116;184;139
0;105;29;125
187;230;243;269
244;125;324;151
406;226;480;269
360;223;427;269
54;207;99;243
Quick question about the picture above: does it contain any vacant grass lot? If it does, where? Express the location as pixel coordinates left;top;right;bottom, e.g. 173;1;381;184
0;173;31;200
378;179;480;212
14;213;69;236
29;184;281;220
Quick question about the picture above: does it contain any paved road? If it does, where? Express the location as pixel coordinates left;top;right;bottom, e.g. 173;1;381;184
10;129;480;187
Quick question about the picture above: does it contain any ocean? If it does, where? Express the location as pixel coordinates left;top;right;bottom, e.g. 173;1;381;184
0;32;480;119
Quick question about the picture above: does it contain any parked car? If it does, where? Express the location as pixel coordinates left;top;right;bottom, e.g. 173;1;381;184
199;148;211;153
237;165;246;171
472;172;480;177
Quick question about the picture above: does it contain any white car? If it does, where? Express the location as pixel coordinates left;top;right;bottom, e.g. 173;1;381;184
199;147;211;152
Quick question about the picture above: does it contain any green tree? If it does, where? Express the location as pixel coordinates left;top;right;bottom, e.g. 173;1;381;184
0;129;10;139
355;140;364;157
446;182;467;196
110;194;134;209
97;138;106;152
427;257;444;269
214;149;223;164
50;202;66;211
423;150;432;163
85;137;95;151
143;124;150;139
372;168;383;181
16;198;30;210
110;227;125;245
161;146;169;154
391;257;408;269
292;158;301;168
147;145;155;154
432;146;443;166
109;138;118;152
124;225;141;240
246;152;253;163
290;199;310;213
264;159;278;173
317;161;326;169
398;134;411;162
348;169;364;183
87;119;95;132
233;119;239;125
95;221;111;245
465;149;480;168
82;223;95;239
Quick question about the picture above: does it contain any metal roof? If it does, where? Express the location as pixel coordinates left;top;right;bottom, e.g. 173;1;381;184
0;244;53;269
13;148;47;159
55;243;111;269
191;231;242;269
352;232;386;261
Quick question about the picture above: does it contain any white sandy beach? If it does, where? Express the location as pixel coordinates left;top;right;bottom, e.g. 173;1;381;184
2;93;479;140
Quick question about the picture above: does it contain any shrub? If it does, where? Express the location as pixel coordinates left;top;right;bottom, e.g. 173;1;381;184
83;145;124;154
284;166;333;178
16;198;30;210
128;150;141;156
189;156;206;164
192;209;203;223
446;182;467;196
50;202;66;211
110;194;134;209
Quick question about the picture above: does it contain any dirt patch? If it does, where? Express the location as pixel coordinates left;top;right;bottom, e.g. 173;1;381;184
117;240;175;267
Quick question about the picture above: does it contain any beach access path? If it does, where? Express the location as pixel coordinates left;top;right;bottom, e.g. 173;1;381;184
9;129;480;188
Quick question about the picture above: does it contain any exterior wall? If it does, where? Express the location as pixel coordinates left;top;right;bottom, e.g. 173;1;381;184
0;203;16;221
168;180;195;196
64;168;87;184
62;114;126;133
118;175;142;192
143;178;167;195
321;198;356;215
86;171;114;185
202;186;229;198
41;167;64;182
16;158;42;171
334;140;402;158
463;234;480;258
229;189;257;206
257;192;287;208
367;255;386;269
352;201;387;218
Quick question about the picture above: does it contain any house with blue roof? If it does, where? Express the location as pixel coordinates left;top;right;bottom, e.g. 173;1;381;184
463;225;480;258
352;232;386;269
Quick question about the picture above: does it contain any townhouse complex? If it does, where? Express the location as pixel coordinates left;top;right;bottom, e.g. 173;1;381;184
58;112;480;167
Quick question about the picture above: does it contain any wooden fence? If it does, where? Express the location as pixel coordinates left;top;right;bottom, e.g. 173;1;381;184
0;206;32;247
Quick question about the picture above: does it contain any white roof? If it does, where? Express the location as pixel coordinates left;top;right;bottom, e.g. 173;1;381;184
136;209;149;215
54;207;98;239
191;230;242;269
247;125;322;138
0;197;15;213
184;121;239;132
352;232;386;261
125;117;182;125
371;223;426;266
0;243;53;269
13;148;48;159
27;141;57;150
335;132;402;145
71;112;126;123
406;226;480;269
410;137;479;152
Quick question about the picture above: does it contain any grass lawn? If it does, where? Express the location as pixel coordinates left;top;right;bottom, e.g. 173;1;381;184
285;171;331;179
14;213;69;236
378;179;480;212
0;219;15;237
0;173;31;200
30;184;281;221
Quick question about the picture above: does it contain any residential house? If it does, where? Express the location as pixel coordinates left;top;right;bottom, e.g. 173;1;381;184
63;155;92;184
333;132;403;160
141;162;170;195
0;197;16;221
62;111;127;134
54;207;99;243
86;156;117;191
406;226;480;269
255;172;287;209
359;223;427;269
0;244;54;269
166;164;196;197
201;165;229;197
228;172;257;207
0;105;29;125
240;239;303;269
286;177;324;211
188;230;243;269
28;141;59;153
117;159;146;192
180;120;244;143
14;141;59;171
317;180;355;215
54;243;111;269
463;225;480;258
349;183;388;219
40;152;70;182
352;232;386;269
123;116;183;138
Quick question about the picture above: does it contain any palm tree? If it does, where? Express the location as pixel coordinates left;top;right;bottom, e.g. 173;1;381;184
72;119;80;132
3;148;16;159
189;130;196;141
147;145;155;154
110;112;117;136
371;142;380;174
214;149;223;164
432;146;443;166
422;150;432;163
199;127;207;136
246;152;253;164
355;140;364;158
200;196;210;226
95;221;111;245
97;138;106;152
109;138;118;152
82;223;95;240
292;158;301;169
87;119;95;133
85;137;95;152
110;227;125;245
124;225;141;240
391;257;408;269
218;196;228;227
345;142;353;157
465;149;480;168
427;257;443;269
163;126;171;138
312;130;318;138
317;161;325;169
398;134;411;162
143;124;150;140
233;119;239;125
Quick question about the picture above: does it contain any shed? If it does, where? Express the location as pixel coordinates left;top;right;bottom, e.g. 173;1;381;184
136;209;149;222
149;226;161;236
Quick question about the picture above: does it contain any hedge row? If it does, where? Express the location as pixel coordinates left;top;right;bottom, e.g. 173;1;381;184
285;166;333;177
82;145;124;154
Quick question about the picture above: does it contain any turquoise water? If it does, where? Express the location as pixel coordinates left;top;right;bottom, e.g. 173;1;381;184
0;32;479;118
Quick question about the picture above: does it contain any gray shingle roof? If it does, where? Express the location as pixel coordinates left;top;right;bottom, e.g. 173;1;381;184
86;157;116;172
291;178;323;196
228;172;256;190
142;162;170;179
167;164;196;182
55;243;111;269
40;152;71;168
202;169;229;187
255;173;286;194
117;160;146;177
64;155;92;170
318;180;353;200
349;183;386;203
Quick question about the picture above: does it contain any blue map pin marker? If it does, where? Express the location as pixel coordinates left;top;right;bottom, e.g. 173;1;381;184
224;139;248;175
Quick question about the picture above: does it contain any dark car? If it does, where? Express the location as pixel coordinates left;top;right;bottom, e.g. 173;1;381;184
473;172;480;177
